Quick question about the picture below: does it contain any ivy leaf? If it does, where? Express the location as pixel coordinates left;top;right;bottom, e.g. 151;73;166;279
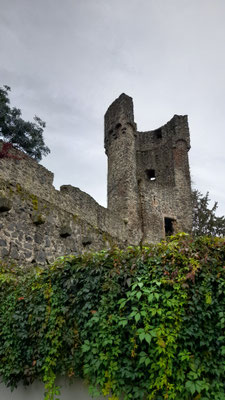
144;333;152;344
145;357;151;366
139;332;146;342
148;294;154;303
135;313;141;323
185;380;196;395
119;319;128;327
136;291;142;300
154;293;160;300
141;310;147;317
195;380;204;393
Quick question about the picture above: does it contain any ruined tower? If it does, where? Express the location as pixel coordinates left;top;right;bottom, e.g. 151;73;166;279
104;94;142;244
0;93;193;265
105;93;192;244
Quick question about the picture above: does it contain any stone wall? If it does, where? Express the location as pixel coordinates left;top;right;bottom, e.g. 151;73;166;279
105;94;192;244
0;94;192;264
136;115;192;243
0;143;127;265
0;378;106;400
104;94;142;244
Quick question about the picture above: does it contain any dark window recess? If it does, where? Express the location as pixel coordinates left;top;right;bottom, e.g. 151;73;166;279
164;217;175;236
60;225;72;238
82;236;92;246
115;123;122;129
146;169;156;181
155;128;162;139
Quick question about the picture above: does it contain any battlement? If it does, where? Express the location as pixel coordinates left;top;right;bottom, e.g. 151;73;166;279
0;94;192;264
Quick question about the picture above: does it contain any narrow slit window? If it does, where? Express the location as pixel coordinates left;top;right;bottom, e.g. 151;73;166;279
164;217;175;236
146;169;156;181
155;128;162;139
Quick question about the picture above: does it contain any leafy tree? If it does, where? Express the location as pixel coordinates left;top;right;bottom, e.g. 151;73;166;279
192;189;225;237
0;85;50;162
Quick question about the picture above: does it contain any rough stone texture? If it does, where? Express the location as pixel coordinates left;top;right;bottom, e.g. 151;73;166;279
0;196;12;212
0;179;124;264
0;94;192;264
105;94;192;244
104;94;142;244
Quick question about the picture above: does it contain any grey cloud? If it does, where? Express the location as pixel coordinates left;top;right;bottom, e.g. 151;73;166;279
0;0;225;215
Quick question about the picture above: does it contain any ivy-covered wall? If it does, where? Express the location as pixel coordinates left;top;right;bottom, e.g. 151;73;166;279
1;234;225;400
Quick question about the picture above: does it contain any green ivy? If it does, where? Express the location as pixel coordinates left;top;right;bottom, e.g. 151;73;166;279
0;234;225;399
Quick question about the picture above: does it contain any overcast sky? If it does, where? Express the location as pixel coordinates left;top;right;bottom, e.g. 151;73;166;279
1;0;225;215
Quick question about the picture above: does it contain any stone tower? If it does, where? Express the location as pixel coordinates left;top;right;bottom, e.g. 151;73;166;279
105;94;192;244
104;94;142;244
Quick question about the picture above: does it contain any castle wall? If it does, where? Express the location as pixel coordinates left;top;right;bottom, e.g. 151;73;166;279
0;378;105;400
0;94;193;264
136;135;176;243
0;144;127;265
136;115;192;243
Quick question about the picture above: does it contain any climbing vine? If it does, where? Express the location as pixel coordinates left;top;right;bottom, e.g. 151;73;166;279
0;234;225;399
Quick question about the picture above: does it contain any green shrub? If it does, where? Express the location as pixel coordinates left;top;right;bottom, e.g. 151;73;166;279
0;233;225;400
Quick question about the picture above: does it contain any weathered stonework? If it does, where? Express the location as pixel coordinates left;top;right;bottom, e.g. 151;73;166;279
105;94;192;244
0;94;192;264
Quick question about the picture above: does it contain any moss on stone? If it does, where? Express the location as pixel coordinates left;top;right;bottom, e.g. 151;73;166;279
30;194;38;211
72;214;78;222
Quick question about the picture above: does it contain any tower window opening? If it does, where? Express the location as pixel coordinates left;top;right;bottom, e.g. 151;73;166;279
155;128;162;139
164;217;175;236
115;123;122;129
146;169;156;181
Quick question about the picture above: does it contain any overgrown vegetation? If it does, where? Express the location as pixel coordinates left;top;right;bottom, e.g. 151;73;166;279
0;234;225;400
